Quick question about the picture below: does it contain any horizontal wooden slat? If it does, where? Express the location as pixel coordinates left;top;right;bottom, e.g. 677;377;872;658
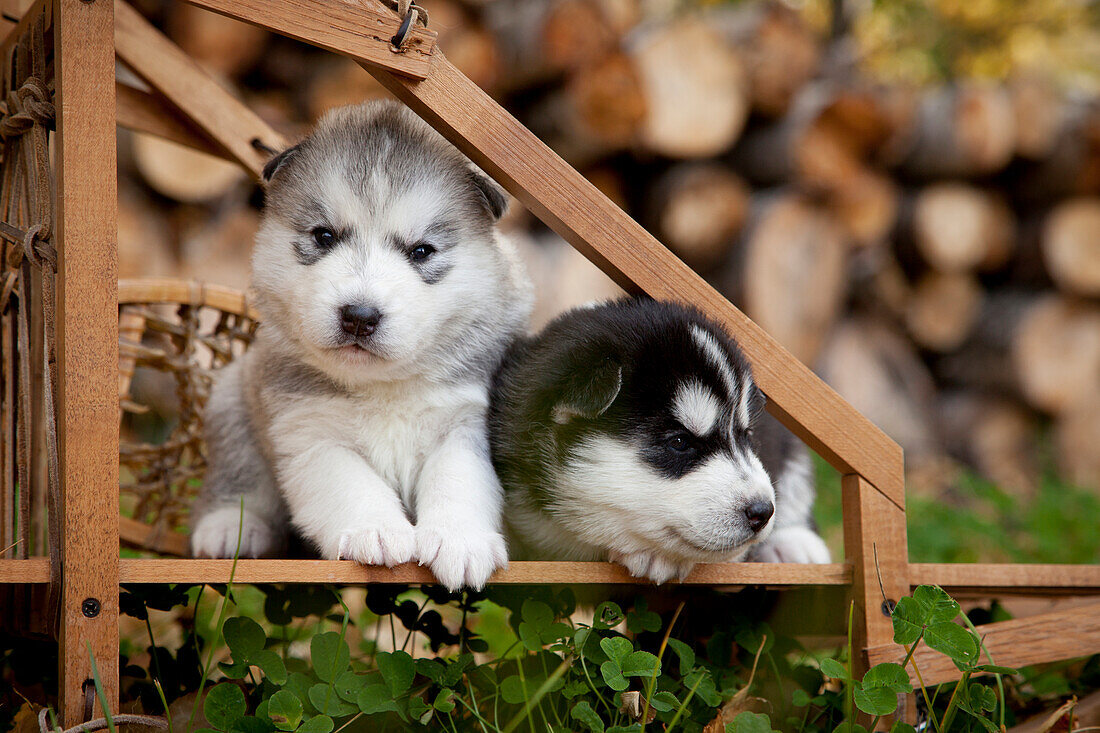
360;53;906;511
118;278;259;319
115;81;231;160
910;563;1100;596
114;0;286;179
0;558;50;583
117;559;853;586
179;0;436;80
868;600;1100;686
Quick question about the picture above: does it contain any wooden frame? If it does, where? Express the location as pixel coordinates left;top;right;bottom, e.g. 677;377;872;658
0;0;1098;725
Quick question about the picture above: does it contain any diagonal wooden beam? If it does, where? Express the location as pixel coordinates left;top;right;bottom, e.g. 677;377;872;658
178;0;436;80
115;81;233;159
365;53;906;509
114;0;286;179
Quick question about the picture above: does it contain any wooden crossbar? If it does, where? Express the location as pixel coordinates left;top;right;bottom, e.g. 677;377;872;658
179;0;437;80
0;558;50;583
116;559;854;585
868;600;1100;687
7;559;1099;595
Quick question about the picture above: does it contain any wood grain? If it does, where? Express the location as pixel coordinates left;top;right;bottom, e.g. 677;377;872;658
867;600;1100;686
362;52;906;509
115;82;231;160
180;0;436;79
117;559;854;586
114;0;286;179
0;558;50;583
55;0;120;722
910;563;1100;596
843;474;910;676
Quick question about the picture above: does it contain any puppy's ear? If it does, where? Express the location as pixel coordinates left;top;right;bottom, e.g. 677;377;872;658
262;144;301;183
552;358;623;424
468;167;508;220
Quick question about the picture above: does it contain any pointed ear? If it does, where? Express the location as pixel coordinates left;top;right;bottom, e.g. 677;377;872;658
262;144;301;183
551;359;623;424
468;167;508;220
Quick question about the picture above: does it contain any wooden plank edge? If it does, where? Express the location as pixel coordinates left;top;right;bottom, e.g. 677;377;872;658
118;559;853;585
911;563;1100;595
0;558;51;583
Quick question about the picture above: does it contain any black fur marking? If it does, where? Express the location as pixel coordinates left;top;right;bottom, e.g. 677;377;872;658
489;298;798;508
469;169;508;220
262;144;301;183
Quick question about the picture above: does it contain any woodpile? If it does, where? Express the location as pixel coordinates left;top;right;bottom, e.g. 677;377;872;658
118;0;1100;492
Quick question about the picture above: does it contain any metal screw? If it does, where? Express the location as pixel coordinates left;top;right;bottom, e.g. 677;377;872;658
81;597;100;618
881;599;897;616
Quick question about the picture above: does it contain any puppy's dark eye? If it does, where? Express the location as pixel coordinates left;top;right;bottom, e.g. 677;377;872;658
666;434;692;452
312;227;336;248
410;243;435;262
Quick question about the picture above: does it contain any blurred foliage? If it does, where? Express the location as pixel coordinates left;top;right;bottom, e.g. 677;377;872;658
849;0;1100;88
813;454;1100;564
700;0;1100;88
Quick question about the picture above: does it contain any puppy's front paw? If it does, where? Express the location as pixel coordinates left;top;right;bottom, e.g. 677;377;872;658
608;550;694;584
415;524;507;592
191;506;279;558
751;526;831;564
334;520;416;566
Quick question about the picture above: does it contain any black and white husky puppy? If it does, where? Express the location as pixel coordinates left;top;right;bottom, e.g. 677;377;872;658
489;299;830;583
189;101;533;591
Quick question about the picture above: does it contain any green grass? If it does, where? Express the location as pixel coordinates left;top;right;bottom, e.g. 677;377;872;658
812;455;1100;564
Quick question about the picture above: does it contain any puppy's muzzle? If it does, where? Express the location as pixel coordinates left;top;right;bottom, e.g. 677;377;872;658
340;304;383;340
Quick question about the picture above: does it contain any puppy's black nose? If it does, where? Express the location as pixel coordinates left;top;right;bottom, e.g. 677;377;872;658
340;304;382;338
744;500;774;533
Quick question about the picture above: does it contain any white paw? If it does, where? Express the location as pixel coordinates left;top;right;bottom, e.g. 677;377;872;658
751;526;831;564
608;550;694;584
334;520;416;567
415;524;507;592
190;506;279;558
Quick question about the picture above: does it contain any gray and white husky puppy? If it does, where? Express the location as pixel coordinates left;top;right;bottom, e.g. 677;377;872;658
189;101;533;591
488;298;830;583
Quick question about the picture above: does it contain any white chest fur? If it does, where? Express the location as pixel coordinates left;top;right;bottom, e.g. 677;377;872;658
266;378;488;504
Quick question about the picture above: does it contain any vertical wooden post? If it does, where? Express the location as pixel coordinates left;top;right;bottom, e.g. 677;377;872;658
54;0;119;723
843;474;910;719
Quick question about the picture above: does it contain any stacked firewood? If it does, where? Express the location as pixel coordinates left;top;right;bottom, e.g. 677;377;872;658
118;0;1100;492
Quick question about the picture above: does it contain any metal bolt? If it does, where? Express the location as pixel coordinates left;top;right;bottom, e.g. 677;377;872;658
881;599;897;617
81;597;100;618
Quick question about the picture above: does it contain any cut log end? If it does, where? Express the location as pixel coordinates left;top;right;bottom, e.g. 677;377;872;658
1042;197;1100;297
